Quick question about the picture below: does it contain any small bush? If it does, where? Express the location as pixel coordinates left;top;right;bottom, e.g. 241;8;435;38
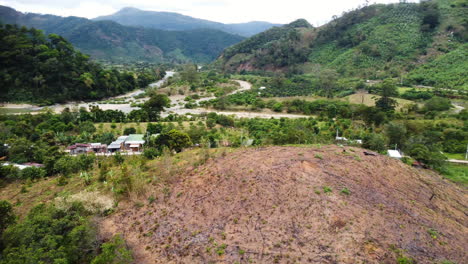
113;152;125;164
55;191;114;215
340;188;351;195
323;186;332;193
143;148;160;159
397;256;416;264
21;167;46;180
91;235;133;264
427;228;439;239
123;127;136;135
216;244;227;256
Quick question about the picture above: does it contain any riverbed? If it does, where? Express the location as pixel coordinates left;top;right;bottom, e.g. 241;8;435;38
0;72;308;119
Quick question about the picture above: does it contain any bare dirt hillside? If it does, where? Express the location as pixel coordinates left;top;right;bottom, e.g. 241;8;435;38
102;146;467;263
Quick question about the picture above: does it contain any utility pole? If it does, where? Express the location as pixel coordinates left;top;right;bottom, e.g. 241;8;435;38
465;144;468;160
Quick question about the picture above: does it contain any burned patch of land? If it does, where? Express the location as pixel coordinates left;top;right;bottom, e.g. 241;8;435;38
102;146;467;263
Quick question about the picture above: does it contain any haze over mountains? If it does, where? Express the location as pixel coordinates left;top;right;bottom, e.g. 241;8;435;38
0;5;246;63
94;7;281;37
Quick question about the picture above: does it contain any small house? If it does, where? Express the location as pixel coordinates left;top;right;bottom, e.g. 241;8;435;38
124;134;145;152
22;162;44;168
66;143;90;155
108;136;128;153
90;143;107;153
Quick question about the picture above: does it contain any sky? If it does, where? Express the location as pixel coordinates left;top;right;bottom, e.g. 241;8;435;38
0;0;418;25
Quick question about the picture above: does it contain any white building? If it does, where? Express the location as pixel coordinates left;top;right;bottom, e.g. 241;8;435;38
388;150;403;159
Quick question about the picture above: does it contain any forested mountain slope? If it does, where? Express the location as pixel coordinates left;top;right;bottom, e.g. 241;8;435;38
0;25;148;104
0;6;244;63
215;0;467;89
94;7;281;37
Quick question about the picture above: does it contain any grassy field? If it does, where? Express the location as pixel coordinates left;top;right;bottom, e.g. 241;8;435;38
397;87;430;94
0;108;38;115
343;93;419;110
442;163;468;187
444;153;466;160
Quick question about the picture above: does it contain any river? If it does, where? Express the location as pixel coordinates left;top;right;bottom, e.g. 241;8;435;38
0;72;308;119
0;71;175;115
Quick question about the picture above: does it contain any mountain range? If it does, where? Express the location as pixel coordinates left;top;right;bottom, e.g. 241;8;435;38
215;0;467;89
0;5;247;63
94;7;281;37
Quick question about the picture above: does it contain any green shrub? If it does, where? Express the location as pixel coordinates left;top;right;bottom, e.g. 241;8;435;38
21;167;46;180
91;235;133;264
1;203;97;264
0;200;15;236
123;127;136;135
143;148;160;159
340;188;351;195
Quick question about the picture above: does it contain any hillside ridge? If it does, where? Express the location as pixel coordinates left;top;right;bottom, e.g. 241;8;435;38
215;0;467;89
102;145;467;263
94;7;281;37
0;5;244;63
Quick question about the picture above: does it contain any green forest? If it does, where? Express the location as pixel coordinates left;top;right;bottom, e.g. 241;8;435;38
0;5;245;63
0;24;164;104
0;0;467;263
216;0;467;90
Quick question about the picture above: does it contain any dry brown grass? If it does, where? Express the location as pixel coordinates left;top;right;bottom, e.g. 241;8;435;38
343;93;420;111
102;145;467;263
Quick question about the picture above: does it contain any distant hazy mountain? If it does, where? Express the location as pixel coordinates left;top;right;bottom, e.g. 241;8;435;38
0;5;244;63
94;7;281;37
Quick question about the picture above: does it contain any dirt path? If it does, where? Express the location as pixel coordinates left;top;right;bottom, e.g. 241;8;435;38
448;159;468;164
452;103;465;114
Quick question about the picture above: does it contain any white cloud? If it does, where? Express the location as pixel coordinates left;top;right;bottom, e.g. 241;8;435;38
1;0;419;25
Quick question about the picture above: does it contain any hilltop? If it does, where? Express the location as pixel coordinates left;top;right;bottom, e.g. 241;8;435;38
102;146;467;263
94;7;281;37
215;0;467;89
0;5;244;63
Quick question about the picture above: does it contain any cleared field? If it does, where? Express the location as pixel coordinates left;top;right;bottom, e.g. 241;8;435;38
0;108;37;115
397;87;430;93
343;93;419;110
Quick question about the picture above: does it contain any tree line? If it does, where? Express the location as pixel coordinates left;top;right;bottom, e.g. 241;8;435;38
0;24;162;104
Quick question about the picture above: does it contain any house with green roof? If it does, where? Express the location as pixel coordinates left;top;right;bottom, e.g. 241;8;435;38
124;134;145;152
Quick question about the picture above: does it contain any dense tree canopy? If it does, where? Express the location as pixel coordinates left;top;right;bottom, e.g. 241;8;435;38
0;24;147;104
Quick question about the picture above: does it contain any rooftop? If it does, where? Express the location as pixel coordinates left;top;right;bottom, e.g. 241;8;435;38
388;150;403;159
125;134;145;144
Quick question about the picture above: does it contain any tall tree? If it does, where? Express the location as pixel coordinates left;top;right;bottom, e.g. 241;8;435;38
142;94;171;121
318;69;338;98
375;79;398;112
